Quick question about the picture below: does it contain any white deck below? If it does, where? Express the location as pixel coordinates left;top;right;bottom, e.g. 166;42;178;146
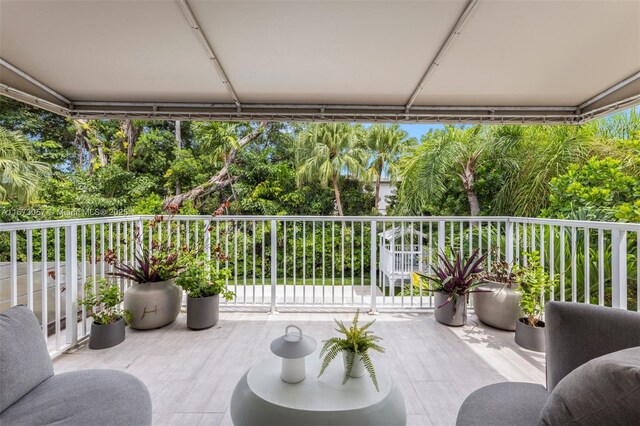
54;311;546;426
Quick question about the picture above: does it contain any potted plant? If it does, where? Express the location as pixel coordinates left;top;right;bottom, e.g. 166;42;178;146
318;310;385;391
176;255;234;330
104;216;190;330
414;250;486;326
78;279;129;349
474;260;522;331
514;251;555;352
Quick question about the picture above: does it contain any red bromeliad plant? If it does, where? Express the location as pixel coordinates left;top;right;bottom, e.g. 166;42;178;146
103;241;189;284
103;203;233;284
414;249;487;310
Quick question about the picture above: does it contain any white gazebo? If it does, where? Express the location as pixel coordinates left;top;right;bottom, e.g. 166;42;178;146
378;227;426;291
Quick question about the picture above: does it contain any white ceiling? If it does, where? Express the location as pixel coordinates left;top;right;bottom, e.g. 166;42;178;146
1;0;639;123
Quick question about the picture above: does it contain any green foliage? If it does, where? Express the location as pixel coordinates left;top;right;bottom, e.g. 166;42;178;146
319;310;385;391
544;157;638;221
77;279;126;325
133;193;164;214
0;127;50;203
175;256;234;299
515;251;556;327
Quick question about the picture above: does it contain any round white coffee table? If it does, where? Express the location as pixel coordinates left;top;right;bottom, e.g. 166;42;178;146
230;354;406;426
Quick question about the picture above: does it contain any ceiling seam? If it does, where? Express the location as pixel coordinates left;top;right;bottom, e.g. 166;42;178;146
404;0;480;111
176;0;241;108
0;58;71;105
576;70;640;114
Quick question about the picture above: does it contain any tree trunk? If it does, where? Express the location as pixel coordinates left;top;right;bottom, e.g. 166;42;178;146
374;157;383;211
73;121;88;172
73;119;96;174
332;173;344;216
163;123;266;209
122;120;140;172
459;156;480;216
96;146;108;168
175;120;182;195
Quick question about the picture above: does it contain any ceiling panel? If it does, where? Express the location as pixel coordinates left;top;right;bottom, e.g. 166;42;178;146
189;0;468;104
414;0;640;107
0;0;231;102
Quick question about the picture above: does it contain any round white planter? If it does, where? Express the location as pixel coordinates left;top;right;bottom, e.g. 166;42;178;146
124;280;182;330
473;281;521;331
342;351;366;378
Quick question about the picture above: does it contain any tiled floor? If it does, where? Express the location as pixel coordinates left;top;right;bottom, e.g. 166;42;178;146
54;311;546;426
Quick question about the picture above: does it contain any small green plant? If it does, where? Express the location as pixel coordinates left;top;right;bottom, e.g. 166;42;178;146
78;279;128;325
175;256;234;300
318;310;385;391
515;251;556;328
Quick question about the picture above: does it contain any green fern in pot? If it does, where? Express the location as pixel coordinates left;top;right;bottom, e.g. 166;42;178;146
319;310;385;391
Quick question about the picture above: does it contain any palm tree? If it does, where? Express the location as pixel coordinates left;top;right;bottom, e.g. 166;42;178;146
296;123;366;215
0;127;50;203
494;125;588;216
398;125;520;216
365;124;413;211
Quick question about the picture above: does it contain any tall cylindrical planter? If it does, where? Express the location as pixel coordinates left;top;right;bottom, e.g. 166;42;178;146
124;280;182;330
473;281;521;331
515;318;546;352
89;317;125;349
343;352;366;378
434;292;466;326
187;294;220;330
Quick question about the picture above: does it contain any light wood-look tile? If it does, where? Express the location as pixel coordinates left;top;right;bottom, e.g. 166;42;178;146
54;311;545;426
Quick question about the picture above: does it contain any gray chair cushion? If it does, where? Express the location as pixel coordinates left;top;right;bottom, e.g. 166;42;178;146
545;302;640;391
0;369;153;426
539;347;640;426
456;382;549;426
0;305;54;412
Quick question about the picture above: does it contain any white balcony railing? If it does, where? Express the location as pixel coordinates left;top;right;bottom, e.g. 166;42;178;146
1;215;638;355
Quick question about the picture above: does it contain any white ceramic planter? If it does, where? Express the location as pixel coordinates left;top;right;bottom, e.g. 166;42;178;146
473;281;521;331
124;280;182;330
343;351;366;378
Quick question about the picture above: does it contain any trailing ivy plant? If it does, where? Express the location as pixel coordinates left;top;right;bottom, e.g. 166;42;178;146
318;310;385;391
515;251;556;328
78;279;129;325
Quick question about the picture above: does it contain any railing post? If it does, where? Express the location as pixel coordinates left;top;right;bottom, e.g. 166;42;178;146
505;220;514;265
611;229;627;309
203;220;211;261
369;220;377;314
65;225;78;346
135;219;144;258
9;230;17;307
270;220;278;314
437;221;445;257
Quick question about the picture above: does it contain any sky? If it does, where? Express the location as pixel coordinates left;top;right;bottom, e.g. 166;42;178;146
398;124;444;141
362;123;444;142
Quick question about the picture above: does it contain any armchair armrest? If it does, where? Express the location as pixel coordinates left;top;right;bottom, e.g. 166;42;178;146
545;301;640;391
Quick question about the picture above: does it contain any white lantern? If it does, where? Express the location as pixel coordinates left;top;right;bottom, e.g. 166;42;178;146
270;325;317;384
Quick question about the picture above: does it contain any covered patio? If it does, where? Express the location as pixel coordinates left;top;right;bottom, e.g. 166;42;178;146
1;1;640;425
